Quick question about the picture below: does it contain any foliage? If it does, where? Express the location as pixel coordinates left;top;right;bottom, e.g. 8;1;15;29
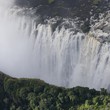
48;0;55;4
0;72;110;110
92;0;102;5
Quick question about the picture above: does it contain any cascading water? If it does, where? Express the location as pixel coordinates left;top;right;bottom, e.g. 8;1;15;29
0;0;110;90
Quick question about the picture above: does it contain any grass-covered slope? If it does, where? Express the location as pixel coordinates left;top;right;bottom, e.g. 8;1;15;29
0;72;110;110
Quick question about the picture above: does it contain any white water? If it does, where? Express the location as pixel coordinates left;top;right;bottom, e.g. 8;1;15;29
0;0;110;90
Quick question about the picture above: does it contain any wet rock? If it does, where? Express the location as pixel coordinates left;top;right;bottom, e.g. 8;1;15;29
15;0;110;33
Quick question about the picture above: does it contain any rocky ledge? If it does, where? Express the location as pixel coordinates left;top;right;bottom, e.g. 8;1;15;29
15;0;110;32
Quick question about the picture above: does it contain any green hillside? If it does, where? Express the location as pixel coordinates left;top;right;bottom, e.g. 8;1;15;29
0;72;110;110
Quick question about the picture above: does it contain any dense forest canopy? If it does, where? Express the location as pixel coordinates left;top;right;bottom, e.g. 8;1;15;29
0;72;110;110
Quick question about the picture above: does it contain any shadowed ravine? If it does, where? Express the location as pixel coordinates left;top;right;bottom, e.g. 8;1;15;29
0;0;110;90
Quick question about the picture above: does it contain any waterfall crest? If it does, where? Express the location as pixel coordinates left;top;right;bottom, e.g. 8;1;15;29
0;0;110;90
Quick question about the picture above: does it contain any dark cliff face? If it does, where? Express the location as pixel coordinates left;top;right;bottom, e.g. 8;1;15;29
15;0;110;19
15;0;110;32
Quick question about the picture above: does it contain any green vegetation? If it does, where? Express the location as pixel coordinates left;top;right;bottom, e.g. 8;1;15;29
48;0;55;4
92;0;102;5
0;72;110;110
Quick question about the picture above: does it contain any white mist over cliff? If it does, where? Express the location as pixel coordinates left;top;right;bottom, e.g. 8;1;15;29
0;0;14;8
0;0;110;90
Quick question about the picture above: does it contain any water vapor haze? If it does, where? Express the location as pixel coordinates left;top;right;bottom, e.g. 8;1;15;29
0;0;110;90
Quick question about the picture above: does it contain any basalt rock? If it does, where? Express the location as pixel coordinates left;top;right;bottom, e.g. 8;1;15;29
15;0;110;32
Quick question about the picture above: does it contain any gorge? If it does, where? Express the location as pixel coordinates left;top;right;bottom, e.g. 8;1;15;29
0;0;110;91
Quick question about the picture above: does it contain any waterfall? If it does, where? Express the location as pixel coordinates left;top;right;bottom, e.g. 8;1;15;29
0;0;110;90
